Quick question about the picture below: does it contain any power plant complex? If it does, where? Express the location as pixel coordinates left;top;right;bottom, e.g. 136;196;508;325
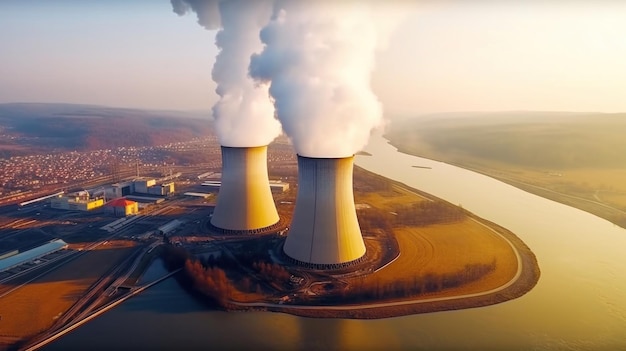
283;156;366;268
210;145;281;234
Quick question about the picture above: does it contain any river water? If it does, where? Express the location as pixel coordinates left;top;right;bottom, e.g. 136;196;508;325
46;133;626;350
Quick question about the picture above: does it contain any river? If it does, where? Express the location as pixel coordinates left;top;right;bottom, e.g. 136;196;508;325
45;133;626;350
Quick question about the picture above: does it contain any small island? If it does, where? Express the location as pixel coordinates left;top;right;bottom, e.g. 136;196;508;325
162;167;540;319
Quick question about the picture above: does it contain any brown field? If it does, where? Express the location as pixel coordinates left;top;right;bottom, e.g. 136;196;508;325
351;172;519;299
355;218;518;298
0;243;135;343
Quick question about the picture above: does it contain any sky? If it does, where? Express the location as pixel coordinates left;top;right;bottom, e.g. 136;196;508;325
1;0;625;118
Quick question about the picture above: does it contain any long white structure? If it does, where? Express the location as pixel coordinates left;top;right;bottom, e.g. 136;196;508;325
0;239;68;273
210;146;280;233
283;155;366;268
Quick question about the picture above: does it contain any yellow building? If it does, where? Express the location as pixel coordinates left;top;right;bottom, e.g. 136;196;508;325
105;198;139;217
50;193;104;211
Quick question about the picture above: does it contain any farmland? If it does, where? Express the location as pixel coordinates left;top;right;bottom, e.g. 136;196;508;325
387;112;626;228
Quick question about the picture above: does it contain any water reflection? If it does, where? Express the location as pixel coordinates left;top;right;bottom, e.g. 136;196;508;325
356;133;626;349
45;133;626;350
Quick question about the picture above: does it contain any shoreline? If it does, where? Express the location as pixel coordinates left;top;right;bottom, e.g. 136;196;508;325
208;171;540;319
228;207;539;320
384;135;626;230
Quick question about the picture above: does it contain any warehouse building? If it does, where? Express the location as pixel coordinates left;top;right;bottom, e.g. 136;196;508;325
106;178;175;199
0;239;69;273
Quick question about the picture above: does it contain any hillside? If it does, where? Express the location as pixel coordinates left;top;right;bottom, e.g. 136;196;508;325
0;103;215;157
389;112;626;169
386;111;626;228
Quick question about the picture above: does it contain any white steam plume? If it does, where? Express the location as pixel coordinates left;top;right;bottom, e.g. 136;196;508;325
250;1;398;158
171;0;281;147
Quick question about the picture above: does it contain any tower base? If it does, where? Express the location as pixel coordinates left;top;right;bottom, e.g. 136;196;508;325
283;253;366;271
208;219;284;236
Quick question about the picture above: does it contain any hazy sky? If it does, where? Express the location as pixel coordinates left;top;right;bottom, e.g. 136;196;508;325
1;1;625;117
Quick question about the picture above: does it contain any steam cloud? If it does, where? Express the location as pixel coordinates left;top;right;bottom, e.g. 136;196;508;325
250;1;396;158
171;0;281;147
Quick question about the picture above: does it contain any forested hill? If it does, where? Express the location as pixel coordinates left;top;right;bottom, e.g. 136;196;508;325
0;103;215;157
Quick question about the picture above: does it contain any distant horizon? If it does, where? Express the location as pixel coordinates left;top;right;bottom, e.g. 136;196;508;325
1;101;622;121
0;101;213;114
1;1;625;116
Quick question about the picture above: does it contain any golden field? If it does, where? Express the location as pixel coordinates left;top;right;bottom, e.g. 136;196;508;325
352;218;518;299
0;243;135;343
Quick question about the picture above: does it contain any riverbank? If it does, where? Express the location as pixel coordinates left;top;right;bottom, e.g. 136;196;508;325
41;131;626;351
227;214;539;320
391;141;626;230
167;167;540;319
384;114;626;229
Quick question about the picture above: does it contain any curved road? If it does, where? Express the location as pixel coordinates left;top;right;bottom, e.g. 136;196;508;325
232;217;523;311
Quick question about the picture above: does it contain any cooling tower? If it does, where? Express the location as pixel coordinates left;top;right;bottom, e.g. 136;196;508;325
210;145;280;234
283;155;366;268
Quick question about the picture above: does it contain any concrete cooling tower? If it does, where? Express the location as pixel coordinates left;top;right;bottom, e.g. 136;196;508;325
283;155;366;269
210;146;280;234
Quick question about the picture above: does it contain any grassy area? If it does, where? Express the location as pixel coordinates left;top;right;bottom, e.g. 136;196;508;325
387;112;626;228
0;243;135;344
353;218;517;299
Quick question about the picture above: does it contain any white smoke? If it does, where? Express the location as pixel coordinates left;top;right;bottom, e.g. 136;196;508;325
250;1;399;158
171;0;282;147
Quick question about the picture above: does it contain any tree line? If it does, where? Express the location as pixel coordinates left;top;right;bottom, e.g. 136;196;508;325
336;261;496;303
160;244;294;307
184;259;234;307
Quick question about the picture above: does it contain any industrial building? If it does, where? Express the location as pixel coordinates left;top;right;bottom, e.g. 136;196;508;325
105;198;139;217
107;178;175;199
210;145;280;234
0;239;68;273
133;177;157;194
50;191;104;211
283;156;366;269
134;177;175;196
184;192;212;199
108;181;134;198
